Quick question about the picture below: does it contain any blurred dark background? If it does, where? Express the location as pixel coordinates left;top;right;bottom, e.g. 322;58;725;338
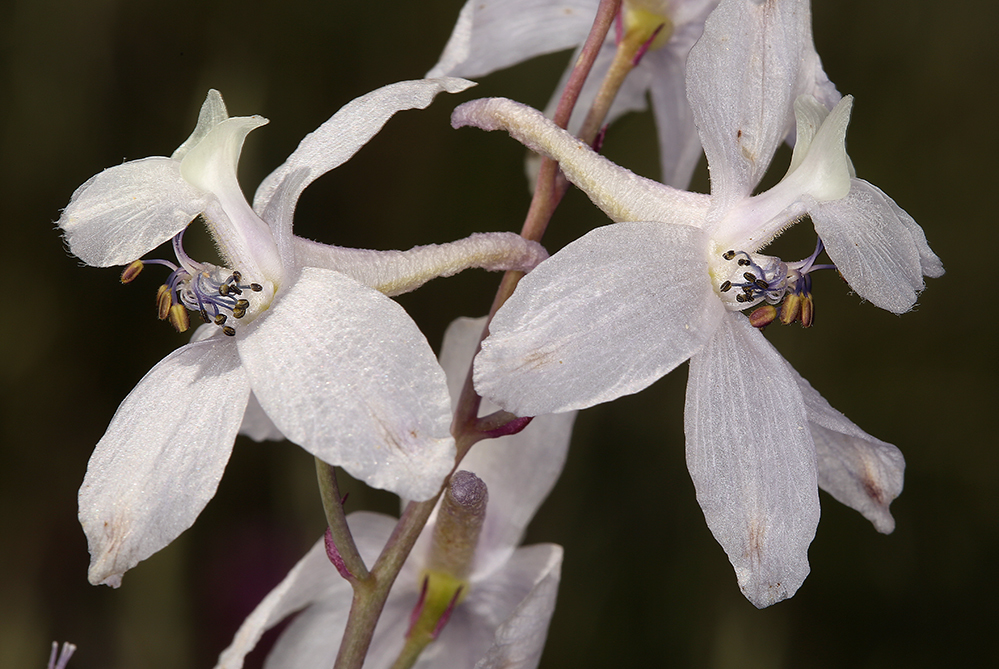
1;0;994;667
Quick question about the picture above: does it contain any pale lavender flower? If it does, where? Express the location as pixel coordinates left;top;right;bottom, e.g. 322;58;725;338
455;0;941;606
215;317;576;669
59;80;547;587
428;0;838;188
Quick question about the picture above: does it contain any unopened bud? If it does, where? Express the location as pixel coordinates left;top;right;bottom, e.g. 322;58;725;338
427;470;488;581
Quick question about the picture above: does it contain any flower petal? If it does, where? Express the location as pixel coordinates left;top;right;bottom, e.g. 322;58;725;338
238;267;455;501
686;0;818;210
171;89;229;161
79;339;249;587
439;317;575;571
793;371;904;534
452;98;710;225
252;78;475;245
426;0;596;78
215;512;397;669
474;221;724;415
239;392;285;442
684;313;819;608
470;544;563;669
808;178;927;313
646;47;704;189
58;157;211;267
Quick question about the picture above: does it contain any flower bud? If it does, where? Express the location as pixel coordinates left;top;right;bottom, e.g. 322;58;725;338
427;470;488;581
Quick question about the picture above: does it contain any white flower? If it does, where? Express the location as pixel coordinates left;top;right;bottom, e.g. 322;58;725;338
59;79;547;587
428;0;838;188
215;317;576;669
453;0;941;607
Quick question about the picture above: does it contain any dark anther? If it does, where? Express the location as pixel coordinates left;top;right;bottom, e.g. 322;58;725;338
232;308;246;319
736;294;747;303
214;314;227;325
720;281;732;292
219;284;230;296
235;299;250;310
222;326;236;336
723;250;736;260
755;279;769;289
743;272;757;282
738;258;751;266
250;283;263;292
199;309;210;323
229;285;242;296
232;271;242;282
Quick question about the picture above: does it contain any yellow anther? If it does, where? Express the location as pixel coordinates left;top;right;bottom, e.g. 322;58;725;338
168;304;190;333
120;260;144;284
156;285;172;320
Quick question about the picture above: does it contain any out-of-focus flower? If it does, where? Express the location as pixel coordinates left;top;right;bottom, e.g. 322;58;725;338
428;0;838;188
455;0;941;607
216;317;576;668
59;80;547;587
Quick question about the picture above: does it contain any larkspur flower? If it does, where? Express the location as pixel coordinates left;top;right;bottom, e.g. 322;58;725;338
215;317;576;669
428;0;838;188
58;80;548;587
453;0;942;606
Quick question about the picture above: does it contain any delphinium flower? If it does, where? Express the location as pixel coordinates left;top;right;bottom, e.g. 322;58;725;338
58;79;548;588
429;0;838;188
454;0;942;607
215;317;576;669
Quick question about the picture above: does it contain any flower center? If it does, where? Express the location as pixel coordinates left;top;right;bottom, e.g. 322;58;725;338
709;239;836;328
120;215;274;336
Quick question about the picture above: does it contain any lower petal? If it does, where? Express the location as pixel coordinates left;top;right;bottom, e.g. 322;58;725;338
79;339;249;586
684;314;819;608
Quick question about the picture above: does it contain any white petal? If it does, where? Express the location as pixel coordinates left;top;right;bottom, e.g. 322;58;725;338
646;47;704;189
808;178;926;313
471;544;563;669
439;317;576;572
216;512;397;669
80;339;249;587
426;0;596;78
686;0;816;210
252;78;475;244
58;157;210;267
474;222;724;415
793;372;904;534
171;89;229;161
238;267;455;501
292;232;548;297
239;392;285;442
684;314;819;608
452;98;710;225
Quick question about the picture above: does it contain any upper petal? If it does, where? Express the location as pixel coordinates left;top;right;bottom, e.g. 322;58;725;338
439;317;576;572
171;89;229;161
684;313;819;608
252;78;475;253
793;371;904;534
474;221;724;415
58;157;211;267
237;267;455;501
808;178;928;313
426;0;596;78
686;0;820;210
79;338;249;586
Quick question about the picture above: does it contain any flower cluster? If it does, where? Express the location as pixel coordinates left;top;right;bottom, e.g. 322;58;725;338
55;0;939;664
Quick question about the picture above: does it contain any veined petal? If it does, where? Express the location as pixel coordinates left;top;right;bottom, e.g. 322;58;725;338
646;47;703;189
453;98;710;224
237;267;455;501
58;157;211;267
474;222;724;415
79;339;249;587
807;178;926;313
472;544;563;669
426;0;596;78
794;371;904;534
216;512;397;669
439;317;575;572
686;0;816;212
252;78;475;246
180;115;283;282
292;232;547;297
684;313;819;608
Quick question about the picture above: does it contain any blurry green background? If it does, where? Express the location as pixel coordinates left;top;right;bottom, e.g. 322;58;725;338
1;0;994;667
